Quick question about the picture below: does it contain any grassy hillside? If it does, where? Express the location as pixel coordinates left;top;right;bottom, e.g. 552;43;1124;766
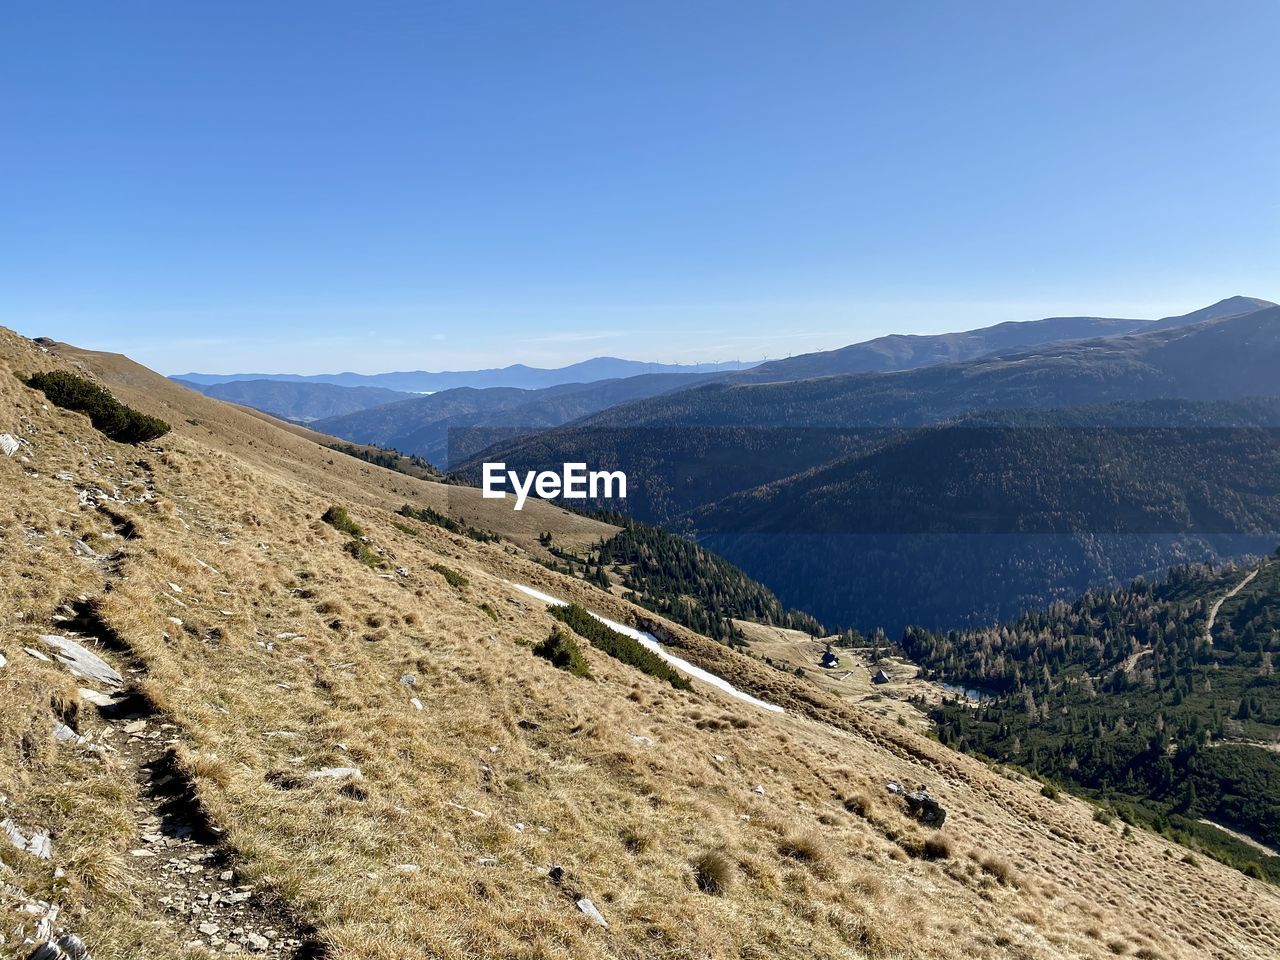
3;326;1279;959
903;553;1280;881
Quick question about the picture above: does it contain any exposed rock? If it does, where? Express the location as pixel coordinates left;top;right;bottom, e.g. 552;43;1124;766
0;433;20;456
635;616;676;644
52;721;88;746
37;635;124;689
55;933;90;959
576;897;608;928
244;931;271;951
3;818;52;859
894;783;947;828
306;766;363;781
78;687;116;708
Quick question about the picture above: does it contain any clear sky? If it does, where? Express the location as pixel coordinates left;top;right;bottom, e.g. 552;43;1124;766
3;1;1277;374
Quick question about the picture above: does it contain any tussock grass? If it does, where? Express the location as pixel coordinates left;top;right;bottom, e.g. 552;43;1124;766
694;849;736;895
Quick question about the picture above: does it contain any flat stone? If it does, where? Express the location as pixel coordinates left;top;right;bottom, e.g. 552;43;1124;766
0;433;19;457
306;766;362;781
79;686;117;708
38;634;124;688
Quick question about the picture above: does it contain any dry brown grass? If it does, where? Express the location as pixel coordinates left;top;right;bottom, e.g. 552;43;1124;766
693;849;737;895
0;326;1277;960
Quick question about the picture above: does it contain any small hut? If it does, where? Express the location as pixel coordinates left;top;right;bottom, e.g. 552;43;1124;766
820;650;840;669
871;668;890;685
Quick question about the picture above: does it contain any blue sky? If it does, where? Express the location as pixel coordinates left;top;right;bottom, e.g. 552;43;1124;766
3;1;1277;374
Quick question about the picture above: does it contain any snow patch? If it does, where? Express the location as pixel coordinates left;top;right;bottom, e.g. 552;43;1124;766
509;582;784;714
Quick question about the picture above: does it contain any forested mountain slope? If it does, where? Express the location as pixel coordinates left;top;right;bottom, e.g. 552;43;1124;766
314;372;722;466
903;553;1280;882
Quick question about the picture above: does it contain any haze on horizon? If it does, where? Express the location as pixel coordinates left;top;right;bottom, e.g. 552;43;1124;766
4;1;1277;375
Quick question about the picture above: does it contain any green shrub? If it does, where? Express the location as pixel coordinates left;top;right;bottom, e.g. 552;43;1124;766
321;505;364;537
398;503;500;543
26;370;170;443
430;563;468;589
533;628;592;678
549;603;691;691
343;539;385;569
478;602;499;622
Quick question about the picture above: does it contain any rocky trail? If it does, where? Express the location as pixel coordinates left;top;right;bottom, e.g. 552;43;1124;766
9;479;324;960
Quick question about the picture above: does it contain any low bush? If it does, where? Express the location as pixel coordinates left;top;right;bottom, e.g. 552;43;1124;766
533;628;591;678
343;539;385;569
549;603;691;691
321;505;364;537
430;563;468;589
398;503;500;543
26;370;170;443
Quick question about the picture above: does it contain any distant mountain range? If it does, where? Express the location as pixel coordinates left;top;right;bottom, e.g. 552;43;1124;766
174;378;412;422
456;297;1280;630
171;356;758;393
730;296;1273;383
311;371;722;466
